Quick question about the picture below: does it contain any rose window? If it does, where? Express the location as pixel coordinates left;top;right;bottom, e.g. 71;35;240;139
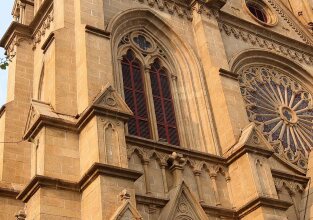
239;65;313;169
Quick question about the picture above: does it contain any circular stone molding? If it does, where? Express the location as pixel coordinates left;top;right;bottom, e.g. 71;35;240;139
243;0;278;27
239;65;313;169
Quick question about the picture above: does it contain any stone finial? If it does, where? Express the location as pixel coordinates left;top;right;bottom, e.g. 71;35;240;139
15;210;26;220
120;189;131;201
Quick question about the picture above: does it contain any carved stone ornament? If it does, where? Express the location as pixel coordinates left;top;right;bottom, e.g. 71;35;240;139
219;22;313;66
239;65;313;169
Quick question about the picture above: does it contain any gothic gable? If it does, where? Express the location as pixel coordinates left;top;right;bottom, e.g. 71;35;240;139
158;182;209;220
92;84;133;117
24;100;59;134
232;123;272;151
110;190;142;220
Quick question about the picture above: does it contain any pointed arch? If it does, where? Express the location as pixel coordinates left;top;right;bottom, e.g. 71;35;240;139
108;8;220;153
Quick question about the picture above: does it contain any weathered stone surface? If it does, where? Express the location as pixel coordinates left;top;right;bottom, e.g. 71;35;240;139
0;0;313;219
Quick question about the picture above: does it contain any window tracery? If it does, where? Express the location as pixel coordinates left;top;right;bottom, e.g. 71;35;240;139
239;65;313;169
118;31;180;146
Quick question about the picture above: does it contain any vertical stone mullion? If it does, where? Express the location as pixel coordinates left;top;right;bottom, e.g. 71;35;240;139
143;66;158;140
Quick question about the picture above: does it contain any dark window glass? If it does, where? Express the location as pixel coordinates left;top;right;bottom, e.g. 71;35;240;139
121;50;151;138
247;3;267;23
133;35;152;51
149;60;180;145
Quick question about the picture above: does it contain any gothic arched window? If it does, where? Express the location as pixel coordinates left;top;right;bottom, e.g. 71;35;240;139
150;60;179;145
119;32;180;146
121;50;151;139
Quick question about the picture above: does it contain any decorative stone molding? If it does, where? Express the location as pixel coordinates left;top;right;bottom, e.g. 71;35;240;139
0;186;19;198
136;0;194;21
0;22;32;57
236;196;293;218
32;7;54;49
126;135;226;165
219;22;313;65
266;0;313;45
271;169;309;185
17;163;143;202
274;178;305;195
0;0;53;53
23;85;133;140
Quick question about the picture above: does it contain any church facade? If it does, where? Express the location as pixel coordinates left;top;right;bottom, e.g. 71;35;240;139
1;0;313;219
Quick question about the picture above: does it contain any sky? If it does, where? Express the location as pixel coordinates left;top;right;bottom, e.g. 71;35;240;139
0;0;14;106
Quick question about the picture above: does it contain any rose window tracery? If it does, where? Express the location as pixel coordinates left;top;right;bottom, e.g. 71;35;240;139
239;65;313;169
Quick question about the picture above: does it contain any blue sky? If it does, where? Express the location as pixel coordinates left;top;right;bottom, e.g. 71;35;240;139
0;0;14;106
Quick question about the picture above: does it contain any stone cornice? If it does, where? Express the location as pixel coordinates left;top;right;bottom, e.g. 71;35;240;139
237;196;293;218
78;163;142;191
219;14;313;66
271;169;309;185
220;6;313;47
17;163;142;202
0;186;19;198
23;100;133;140
23;114;76;140
126;135;227;165
1;0;53;50
85;25;110;39
201;204;236;218
226;145;274;165
17;175;78;202
219;68;238;80
0;22;32;49
135;193;169;207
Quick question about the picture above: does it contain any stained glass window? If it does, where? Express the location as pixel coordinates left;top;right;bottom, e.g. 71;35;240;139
121;50;151;138
150;60;180;145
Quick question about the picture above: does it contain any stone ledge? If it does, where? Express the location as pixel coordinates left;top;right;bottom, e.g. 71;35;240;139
79;163;143;191
226;145;274;165
126;135;227;165
0;186;19;198
271;168;309;184
0;22;32;48
17;163;142;202
85;25;110;39
201;204;236;218
219;68;238;80
135;193;169;207
237;196;293;219
17;175;78;202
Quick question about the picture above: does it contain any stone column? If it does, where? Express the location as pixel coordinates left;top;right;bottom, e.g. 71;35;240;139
194;170;205;204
